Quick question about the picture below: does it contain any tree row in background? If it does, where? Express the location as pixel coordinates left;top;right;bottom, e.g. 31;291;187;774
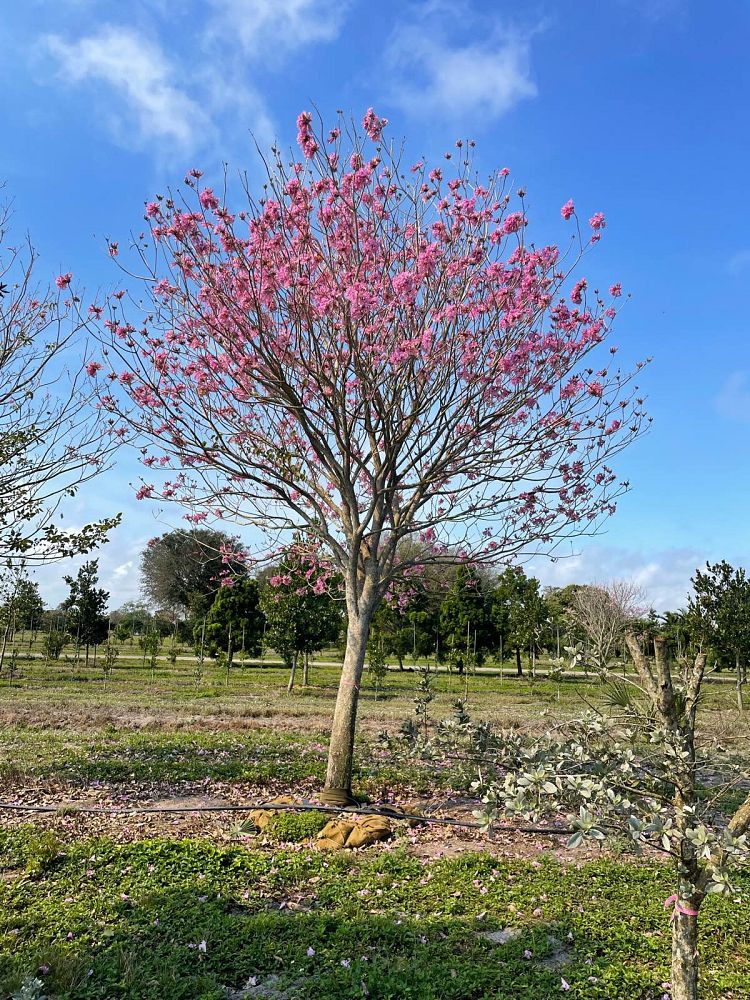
5;528;749;704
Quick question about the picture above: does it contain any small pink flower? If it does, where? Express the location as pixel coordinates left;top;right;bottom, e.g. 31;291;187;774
296;111;318;159
560;199;575;220
392;270;419;303
571;278;587;304
589;212;606;230
307;947;316;957
56;272;72;290
502;212;526;234
362;107;387;141
609;282;622;297
199;188;220;211
85;361;102;377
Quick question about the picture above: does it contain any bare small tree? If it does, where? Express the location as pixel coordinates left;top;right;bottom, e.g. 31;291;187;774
0;198;117;565
571;579;645;674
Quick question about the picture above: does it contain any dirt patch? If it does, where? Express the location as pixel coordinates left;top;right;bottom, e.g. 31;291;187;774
0;776;615;863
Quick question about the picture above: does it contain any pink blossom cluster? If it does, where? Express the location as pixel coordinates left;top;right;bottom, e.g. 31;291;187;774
93;107;647;579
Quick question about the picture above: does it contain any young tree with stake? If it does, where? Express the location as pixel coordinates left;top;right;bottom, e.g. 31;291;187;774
95;109;648;803
477;633;750;1000
61;560;109;668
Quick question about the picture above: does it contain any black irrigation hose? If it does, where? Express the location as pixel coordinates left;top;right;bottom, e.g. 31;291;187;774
0;798;573;836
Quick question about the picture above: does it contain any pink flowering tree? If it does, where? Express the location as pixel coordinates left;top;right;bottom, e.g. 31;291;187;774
95;109;648;803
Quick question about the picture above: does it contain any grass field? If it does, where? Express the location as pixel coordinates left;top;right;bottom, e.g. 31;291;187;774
0;644;748;998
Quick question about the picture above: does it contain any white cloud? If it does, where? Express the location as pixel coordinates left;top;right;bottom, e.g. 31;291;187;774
207;0;349;57
386;7;538;121
716;371;750;423
113;561;133;579
196;63;276;153
526;543;706;613
43;25;213;151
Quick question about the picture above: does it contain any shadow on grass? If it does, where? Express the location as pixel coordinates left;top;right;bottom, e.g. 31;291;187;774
3;730;327;786
1;726;447;794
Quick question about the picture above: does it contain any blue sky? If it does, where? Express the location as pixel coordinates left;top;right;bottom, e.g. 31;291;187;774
3;0;749;611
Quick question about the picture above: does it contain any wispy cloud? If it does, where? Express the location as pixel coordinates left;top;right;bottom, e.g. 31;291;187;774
113;561;133;579
44;25;212;152
386;4;538;121
716;371;750;423
207;0;349;58
39;2;350;162
527;544;706;613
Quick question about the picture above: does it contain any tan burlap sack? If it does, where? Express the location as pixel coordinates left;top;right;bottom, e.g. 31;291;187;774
248;796;298;831
315;815;392;850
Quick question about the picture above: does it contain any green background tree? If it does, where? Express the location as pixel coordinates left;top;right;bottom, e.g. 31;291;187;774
61;560;109;666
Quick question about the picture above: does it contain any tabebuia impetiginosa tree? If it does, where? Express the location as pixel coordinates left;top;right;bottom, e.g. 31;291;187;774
93;108;649;804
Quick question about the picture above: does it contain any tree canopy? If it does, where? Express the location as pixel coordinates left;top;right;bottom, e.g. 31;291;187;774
140;528;248;618
491;566;547;675
61;560;109;664
200;577;264;665
0;571;45;630
260;546;341;690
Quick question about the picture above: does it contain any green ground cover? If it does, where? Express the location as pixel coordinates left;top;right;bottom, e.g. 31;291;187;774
0;657;747;998
1;828;748;1000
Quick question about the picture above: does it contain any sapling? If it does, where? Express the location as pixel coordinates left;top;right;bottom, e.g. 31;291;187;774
102;638;119;689
141;631;160;682
476;633;750;1000
368;637;388;700
414;666;434;740
194;618;206;687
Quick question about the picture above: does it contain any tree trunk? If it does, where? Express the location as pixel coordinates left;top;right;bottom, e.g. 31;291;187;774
0;623;10;676
515;646;522;677
736;652;744;712
226;638;234;686
321;609;372;805
671;909;699;1000
286;652;297;694
302;651;309;687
